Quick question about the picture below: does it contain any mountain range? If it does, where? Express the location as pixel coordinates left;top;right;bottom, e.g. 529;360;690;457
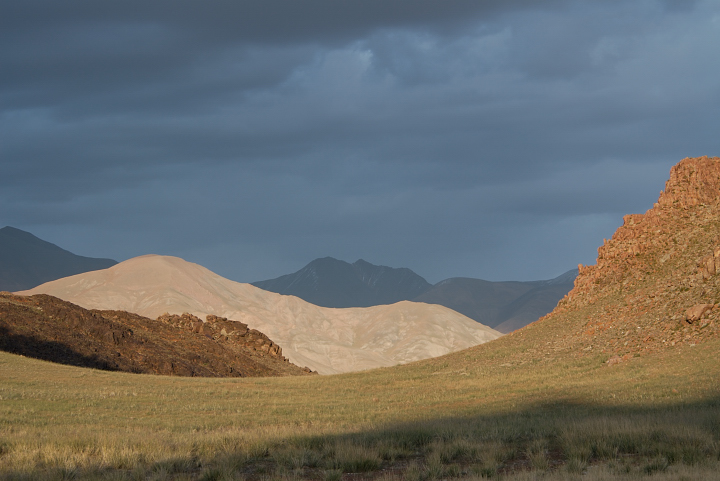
0;226;117;291
4;155;720;386
19;255;501;374
253;257;576;333
1;224;575;335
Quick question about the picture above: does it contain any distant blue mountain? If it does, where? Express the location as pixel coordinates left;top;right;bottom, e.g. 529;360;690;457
0;226;117;291
253;257;577;332
415;270;577;333
252;257;432;308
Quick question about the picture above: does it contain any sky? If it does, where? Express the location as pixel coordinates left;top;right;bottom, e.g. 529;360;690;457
2;0;719;284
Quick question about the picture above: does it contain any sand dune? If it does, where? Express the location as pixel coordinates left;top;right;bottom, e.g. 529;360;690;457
19;255;501;374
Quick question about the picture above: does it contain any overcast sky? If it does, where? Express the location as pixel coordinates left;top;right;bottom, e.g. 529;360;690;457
2;0;719;284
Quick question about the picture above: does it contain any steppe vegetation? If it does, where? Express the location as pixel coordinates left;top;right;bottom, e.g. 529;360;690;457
1;332;719;480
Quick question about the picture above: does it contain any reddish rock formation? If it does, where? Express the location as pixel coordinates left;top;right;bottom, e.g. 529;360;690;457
503;157;720;364
571;157;720;295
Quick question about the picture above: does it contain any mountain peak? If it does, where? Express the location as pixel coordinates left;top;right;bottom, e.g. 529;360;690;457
0;227;117;291
657;156;720;209
253;258;431;308
1;225;47;243
1;225;27;233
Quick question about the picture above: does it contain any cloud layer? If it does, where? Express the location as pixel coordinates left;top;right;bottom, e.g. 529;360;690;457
2;0;719;283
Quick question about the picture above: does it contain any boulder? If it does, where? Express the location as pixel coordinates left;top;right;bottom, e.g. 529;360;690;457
206;314;227;323
683;304;715;324
699;254;716;279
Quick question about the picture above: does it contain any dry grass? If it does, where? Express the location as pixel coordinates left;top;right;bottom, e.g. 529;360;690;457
1;329;720;480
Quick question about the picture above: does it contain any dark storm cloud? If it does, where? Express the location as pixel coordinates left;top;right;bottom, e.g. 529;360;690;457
1;0;719;282
1;1;559;44
0;0;554;104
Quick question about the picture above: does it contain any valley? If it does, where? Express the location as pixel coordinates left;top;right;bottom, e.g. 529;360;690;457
1;156;720;480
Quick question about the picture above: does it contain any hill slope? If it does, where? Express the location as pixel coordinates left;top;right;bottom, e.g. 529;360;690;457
20;255;501;374
0;226;117;291
462;156;720;366
0;292;310;377
252;257;433;307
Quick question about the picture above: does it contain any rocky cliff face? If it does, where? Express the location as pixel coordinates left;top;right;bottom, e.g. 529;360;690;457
574;156;720;289
535;156;720;362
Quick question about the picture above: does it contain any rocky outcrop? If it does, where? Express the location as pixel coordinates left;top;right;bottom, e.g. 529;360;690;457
657;157;720;208
0;292;314;377
503;157;720;365
156;313;285;359
571;157;720;295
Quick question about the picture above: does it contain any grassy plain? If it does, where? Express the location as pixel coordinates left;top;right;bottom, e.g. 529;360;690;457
1;327;719;481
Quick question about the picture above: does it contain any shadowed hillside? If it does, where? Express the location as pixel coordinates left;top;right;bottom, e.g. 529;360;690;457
0;292;313;377
0;226;117;291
